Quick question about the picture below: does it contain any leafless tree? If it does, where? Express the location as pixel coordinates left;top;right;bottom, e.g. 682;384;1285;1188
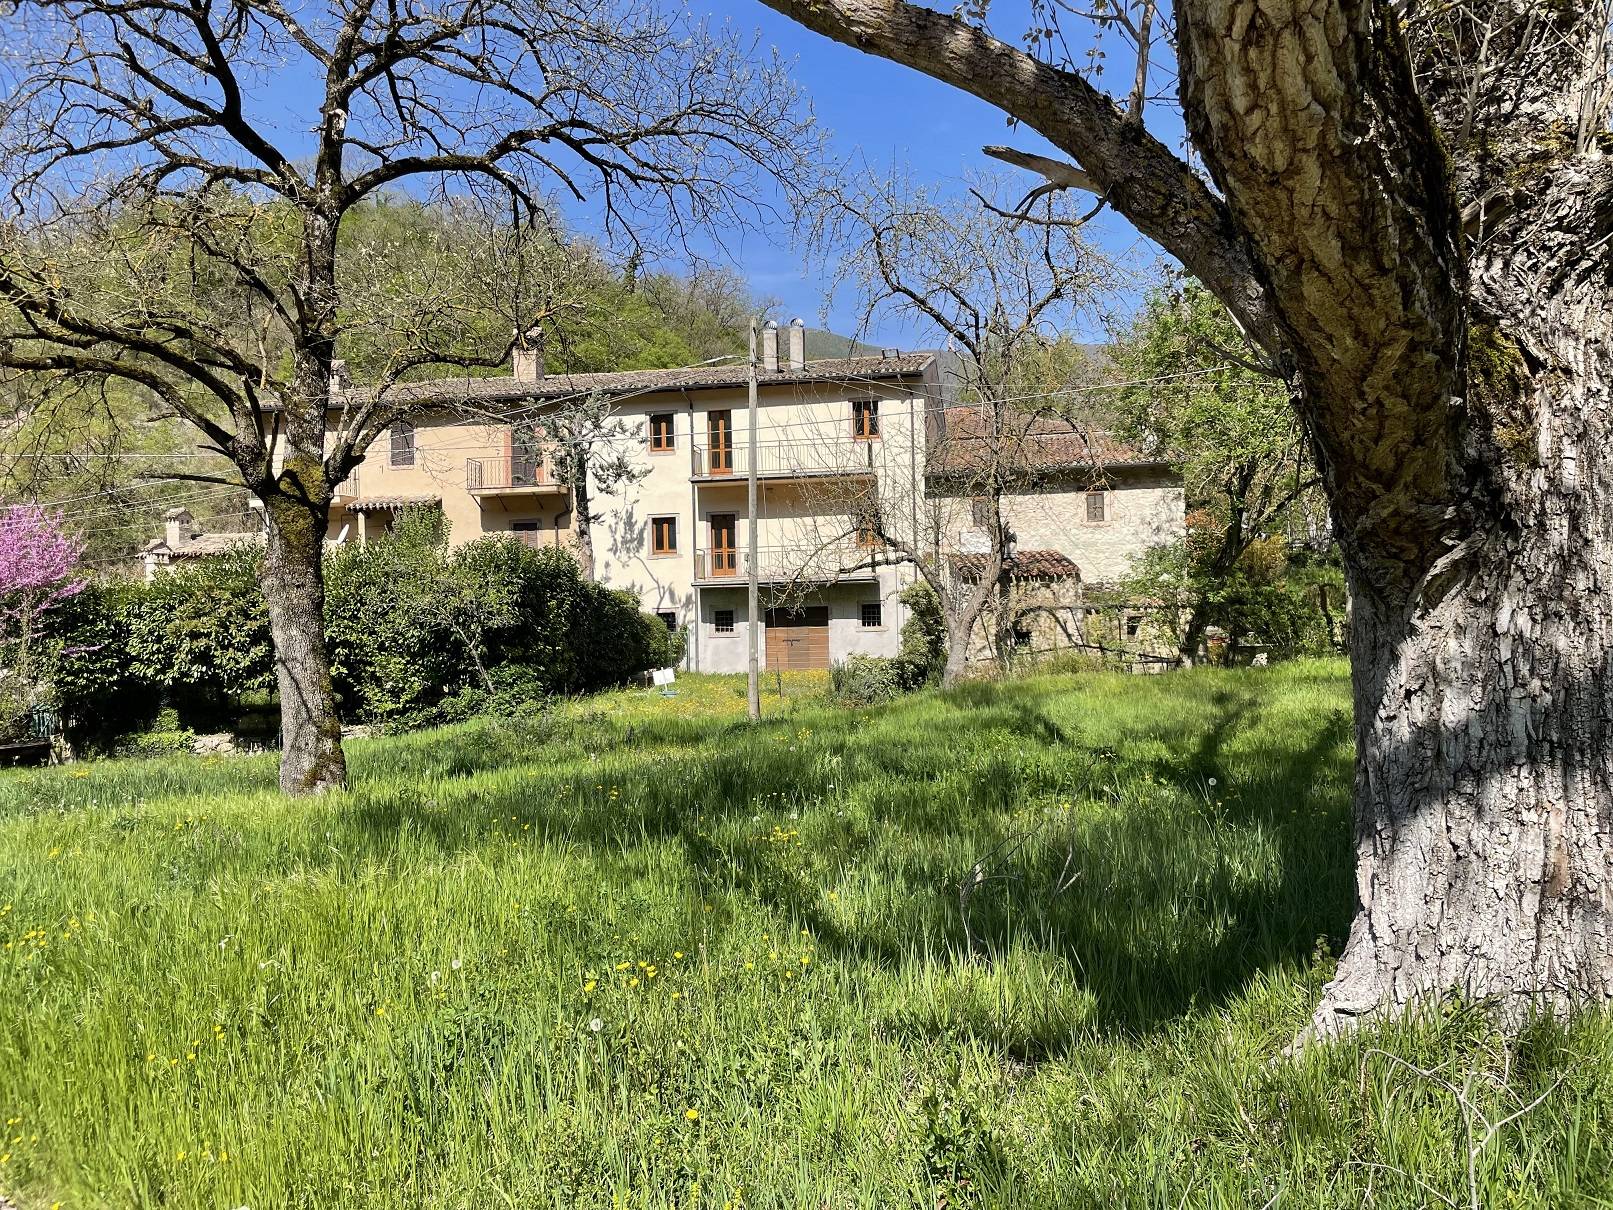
0;0;812;792
792;175;1118;684
761;0;1613;1039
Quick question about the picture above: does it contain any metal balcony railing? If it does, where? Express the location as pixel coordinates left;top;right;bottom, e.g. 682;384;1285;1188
690;437;879;479
693;543;884;583
333;471;361;499
466;455;562;493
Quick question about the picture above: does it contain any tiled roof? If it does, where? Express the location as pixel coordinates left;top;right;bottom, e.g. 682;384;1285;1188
330;352;938;412
345;494;441;513
140;532;264;558
952;549;1082;581
928;410;1166;475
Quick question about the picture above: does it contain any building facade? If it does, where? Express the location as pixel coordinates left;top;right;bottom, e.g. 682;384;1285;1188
191;323;1187;674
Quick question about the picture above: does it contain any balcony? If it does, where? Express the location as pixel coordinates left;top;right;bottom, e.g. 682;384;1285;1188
333;471;361;500
690;438;879;481
693;543;884;585
466;455;567;497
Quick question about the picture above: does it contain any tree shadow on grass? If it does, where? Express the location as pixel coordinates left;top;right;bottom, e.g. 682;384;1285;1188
327;669;1357;1054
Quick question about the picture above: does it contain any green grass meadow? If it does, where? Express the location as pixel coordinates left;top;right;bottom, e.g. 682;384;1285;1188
3;662;1613;1207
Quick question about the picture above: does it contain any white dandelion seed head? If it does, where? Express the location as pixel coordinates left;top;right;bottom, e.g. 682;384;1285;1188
588;1017;604;1033
450;957;463;971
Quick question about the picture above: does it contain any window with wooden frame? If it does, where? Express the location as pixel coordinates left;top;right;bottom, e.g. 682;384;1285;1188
648;412;676;452
970;497;993;527
389;421;415;467
713;608;735;634
1086;490;1108;522
860;601;883;629
851;399;880;440
650;515;678;556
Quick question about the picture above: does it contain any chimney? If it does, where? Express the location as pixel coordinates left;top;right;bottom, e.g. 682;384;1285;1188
164;507;195;550
787;317;806;370
513;325;545;384
761;319;780;373
329;359;351;395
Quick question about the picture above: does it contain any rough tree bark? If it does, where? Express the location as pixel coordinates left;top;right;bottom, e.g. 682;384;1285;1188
261;478;346;795
762;0;1613;1035
568;448;597;581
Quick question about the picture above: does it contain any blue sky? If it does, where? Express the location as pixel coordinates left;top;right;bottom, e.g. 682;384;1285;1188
626;0;1179;347
246;1;1180;350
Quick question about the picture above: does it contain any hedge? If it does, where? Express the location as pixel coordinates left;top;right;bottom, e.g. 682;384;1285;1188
46;518;677;747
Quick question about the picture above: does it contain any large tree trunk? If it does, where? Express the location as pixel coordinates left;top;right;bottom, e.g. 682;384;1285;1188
1177;601;1213;668
570;449;596;580
261;481;346;795
1309;258;1613;1036
762;0;1613;1031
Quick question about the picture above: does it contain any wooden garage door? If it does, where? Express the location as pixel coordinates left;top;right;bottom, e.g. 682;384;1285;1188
765;607;830;670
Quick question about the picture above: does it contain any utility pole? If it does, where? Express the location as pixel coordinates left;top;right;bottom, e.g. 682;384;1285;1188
746;318;761;722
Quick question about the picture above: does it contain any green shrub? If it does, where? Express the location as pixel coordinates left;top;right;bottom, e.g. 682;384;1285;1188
61;521;675;744
46;580;159;750
830;654;902;706
893;581;946;690
325;511;471;721
122;547;275;714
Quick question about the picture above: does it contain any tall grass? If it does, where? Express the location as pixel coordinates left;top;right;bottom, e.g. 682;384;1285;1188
1;661;1610;1207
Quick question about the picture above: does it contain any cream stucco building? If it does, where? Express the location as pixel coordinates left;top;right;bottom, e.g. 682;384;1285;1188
161;322;1185;673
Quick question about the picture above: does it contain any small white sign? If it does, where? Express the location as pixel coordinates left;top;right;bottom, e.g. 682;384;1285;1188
652;668;677;686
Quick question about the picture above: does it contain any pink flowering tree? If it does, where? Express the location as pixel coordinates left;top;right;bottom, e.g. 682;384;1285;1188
0;505;87;709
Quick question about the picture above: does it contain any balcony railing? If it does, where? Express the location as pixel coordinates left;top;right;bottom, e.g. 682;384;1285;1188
690;437;879;480
466;455;564;494
333;471;361;499
693;543;884;584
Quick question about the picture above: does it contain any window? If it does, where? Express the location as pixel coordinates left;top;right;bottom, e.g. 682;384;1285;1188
713;609;735;634
1086;490;1108;522
651;515;678;556
648;413;676;452
511;519;542;547
390;421;415;467
1012;626;1033;648
860;601;883;628
970;497;993;527
656;610;678;631
855;514;881;548
852;399;880;440
1124;614;1143;639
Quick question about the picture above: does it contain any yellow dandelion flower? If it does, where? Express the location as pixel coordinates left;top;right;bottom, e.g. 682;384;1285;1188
583;980;597;993
684;1108;700;1121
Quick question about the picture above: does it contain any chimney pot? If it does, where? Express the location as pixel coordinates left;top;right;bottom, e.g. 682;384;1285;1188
787;317;806;370
761;320;780;374
513;325;545;383
164;507;195;550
